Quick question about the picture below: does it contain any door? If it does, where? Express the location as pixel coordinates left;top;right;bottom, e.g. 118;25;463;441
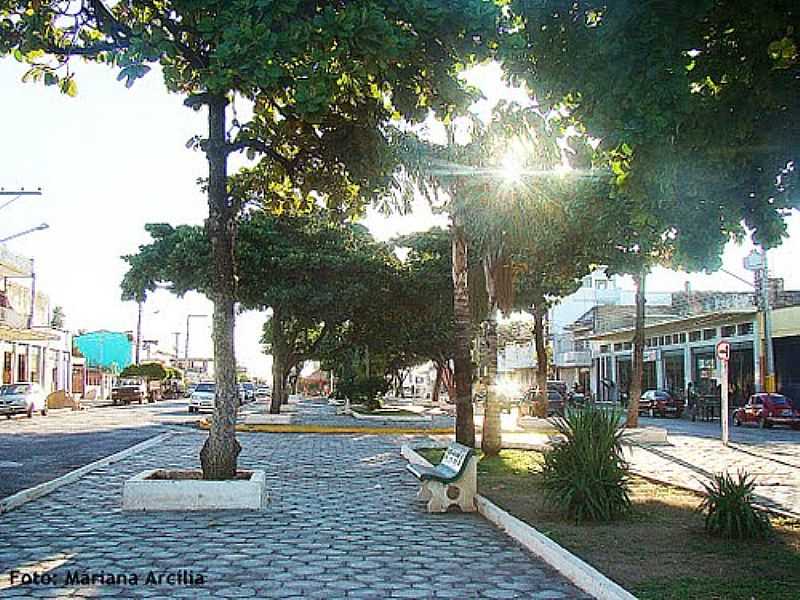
2;352;11;384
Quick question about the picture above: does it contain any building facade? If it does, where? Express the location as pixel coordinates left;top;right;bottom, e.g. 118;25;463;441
1;245;72;395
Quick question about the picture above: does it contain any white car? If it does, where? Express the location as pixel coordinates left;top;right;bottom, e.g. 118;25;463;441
255;386;272;400
0;383;48;419
188;382;215;413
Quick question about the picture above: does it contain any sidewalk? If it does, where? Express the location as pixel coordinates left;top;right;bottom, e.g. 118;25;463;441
623;434;800;517
0;431;589;599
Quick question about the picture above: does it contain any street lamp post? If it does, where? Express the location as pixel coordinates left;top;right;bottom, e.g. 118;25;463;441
742;249;775;392
0;223;49;244
185;314;209;362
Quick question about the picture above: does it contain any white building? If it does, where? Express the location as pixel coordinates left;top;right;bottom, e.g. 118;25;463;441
1;244;72;394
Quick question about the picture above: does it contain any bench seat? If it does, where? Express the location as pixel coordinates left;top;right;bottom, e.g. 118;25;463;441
406;442;477;513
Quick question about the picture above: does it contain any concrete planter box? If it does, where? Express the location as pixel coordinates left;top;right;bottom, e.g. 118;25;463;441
244;414;292;425
122;469;266;511
518;416;556;431
622;427;669;445
350;409;431;423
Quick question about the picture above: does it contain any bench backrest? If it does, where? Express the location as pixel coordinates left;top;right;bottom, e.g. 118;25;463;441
441;442;472;473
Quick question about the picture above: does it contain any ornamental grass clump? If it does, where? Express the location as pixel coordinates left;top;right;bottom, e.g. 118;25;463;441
699;471;771;539
541;407;631;522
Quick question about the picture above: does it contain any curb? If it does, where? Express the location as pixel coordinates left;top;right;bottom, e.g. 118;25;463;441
401;445;638;600
350;410;432;423
0;431;173;515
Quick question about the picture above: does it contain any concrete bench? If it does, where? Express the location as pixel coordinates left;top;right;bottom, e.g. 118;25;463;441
406;442;477;513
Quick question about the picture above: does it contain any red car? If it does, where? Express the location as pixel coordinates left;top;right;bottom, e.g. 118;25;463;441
733;393;800;429
639;389;684;418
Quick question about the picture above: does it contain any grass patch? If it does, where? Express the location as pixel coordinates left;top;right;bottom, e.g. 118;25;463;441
415;447;800;599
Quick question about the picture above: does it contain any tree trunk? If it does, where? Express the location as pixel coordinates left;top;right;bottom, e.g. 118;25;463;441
532;302;549;418
270;308;287;414
432;363;443;403
451;210;475;447
481;254;502;456
135;300;143;365
627;268;647;428
199;94;241;480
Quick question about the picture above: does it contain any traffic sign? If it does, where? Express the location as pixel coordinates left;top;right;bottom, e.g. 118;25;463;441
716;341;731;362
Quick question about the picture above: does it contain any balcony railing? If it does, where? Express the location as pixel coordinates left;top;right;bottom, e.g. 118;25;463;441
0;244;33;276
0;306;28;329
555;350;592;367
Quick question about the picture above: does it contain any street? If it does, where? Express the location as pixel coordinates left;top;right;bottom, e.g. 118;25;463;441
0;398;195;499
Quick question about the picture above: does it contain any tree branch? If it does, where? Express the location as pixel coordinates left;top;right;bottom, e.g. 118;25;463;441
227;139;294;172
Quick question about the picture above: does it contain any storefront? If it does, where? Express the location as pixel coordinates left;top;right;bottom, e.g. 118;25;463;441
588;310;758;401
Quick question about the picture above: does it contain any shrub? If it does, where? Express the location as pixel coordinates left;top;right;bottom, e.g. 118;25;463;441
699;471;771;539
540;407;631;522
335;375;389;404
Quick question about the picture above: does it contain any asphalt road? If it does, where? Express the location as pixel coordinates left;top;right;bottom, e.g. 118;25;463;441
0;398;196;499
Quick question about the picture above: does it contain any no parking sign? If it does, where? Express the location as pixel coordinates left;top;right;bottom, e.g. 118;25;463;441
716;341;731;363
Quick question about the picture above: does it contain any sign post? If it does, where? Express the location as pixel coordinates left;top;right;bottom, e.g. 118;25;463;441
716;341;731;446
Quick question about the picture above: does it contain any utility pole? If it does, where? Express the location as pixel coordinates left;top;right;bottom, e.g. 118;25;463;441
185;314;208;360
0;188;42;213
744;249;775;392
135;301;143;365
172;332;181;361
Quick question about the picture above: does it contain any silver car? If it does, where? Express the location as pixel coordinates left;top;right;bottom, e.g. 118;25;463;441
188;382;215;413
0;383;48;419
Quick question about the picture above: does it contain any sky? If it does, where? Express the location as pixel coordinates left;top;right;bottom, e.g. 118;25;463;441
1;59;798;379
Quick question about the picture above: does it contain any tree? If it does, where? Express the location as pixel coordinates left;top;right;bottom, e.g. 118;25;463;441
122;211;398;413
6;1;499;476
50;305;65;329
500;1;799;425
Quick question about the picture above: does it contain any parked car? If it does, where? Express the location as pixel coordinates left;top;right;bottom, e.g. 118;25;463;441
255;386;272;400
188;382;215;413
733;393;800;429
111;378;146;405
184;383;197;398
639;389;684;418
242;382;255;402
0;383;48;418
522;388;565;416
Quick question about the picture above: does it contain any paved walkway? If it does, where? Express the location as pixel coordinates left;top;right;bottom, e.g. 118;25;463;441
0;432;588;599
243;397;456;430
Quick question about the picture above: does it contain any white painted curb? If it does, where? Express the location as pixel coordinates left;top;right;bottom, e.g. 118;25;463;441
351;410;431;423
0;431;173;515
401;445;638;600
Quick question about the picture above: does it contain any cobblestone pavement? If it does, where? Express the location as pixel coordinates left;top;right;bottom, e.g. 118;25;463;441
0;432;589;599
245;397;456;430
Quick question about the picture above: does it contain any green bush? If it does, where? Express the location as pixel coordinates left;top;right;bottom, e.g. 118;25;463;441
699;471;771;539
541;407;631;522
336;375;389;404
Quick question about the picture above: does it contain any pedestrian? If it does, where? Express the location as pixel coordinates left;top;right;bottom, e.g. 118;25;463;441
687;382;698;422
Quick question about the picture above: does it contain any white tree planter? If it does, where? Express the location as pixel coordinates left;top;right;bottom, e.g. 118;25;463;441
122;469;267;511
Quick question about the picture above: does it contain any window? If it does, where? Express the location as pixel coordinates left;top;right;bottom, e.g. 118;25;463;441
672;334;680;345
613;342;623;351
645;338;652;348
679;333;686;343
581;276;592;288
721;325;736;337
600;344;610;353
660;336;668;346
595;279;608;290
703;328;716;341
689;330;701;342
623;342;632;351
738;322;753;336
